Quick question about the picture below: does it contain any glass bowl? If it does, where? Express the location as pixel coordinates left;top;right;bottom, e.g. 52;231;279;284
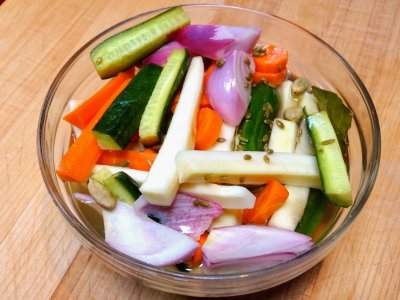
37;4;380;297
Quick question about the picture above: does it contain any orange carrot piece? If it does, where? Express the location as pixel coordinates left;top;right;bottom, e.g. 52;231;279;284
170;91;181;113
200;92;211;108
253;68;287;86
243;180;289;225
56;79;131;182
97;148;157;171
253;45;288;73
191;232;209;268
204;62;216;89
195;107;223;150
63;68;135;129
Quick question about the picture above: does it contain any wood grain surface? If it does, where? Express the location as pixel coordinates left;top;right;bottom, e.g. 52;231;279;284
0;0;399;299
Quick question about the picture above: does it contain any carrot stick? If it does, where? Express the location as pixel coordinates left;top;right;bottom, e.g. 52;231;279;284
204;62;216;88
56;78;131;182
97;148;157;171
253;45;288;73
243;180;289;224
63;68;135;129
195;107;223;150
200;93;211;108
191;232;209;268
253;68;287;86
170;91;181;113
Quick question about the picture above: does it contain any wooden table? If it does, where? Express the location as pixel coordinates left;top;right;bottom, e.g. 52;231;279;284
1;0;398;298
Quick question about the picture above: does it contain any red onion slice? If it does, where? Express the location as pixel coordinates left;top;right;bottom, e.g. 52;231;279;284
135;194;223;241
170;25;261;59
141;41;186;66
206;50;255;125
202;225;313;272
103;201;199;266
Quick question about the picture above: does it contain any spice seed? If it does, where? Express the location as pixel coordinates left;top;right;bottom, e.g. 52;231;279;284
216;137;226;143
321;139;335;145
239;136;249;143
276;119;285;129
246;72;253;81
243;154;252;160
263;155;270;163
262;134;269;143
266;148;274;155
239;176;246;183
244;82;250;89
216;59;225;68
245;112;252;119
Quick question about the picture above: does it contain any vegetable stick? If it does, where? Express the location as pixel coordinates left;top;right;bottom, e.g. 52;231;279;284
243;180;289;224
191;232;209;268
200;93;211;108
170;91;181;113
195;107;223;150
253;68;287;86
97;148;157;171
204;62;216;88
63;68;134;129
56;79;131;182
139;57;204;206
253;45;288;73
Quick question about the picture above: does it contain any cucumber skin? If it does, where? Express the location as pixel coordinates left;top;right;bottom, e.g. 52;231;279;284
295;189;328;236
307;111;352;207
90;6;190;79
93;64;162;150
139;49;190;145
103;171;141;205
238;83;280;151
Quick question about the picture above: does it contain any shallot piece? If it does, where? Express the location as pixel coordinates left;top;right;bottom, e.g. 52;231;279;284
202;225;313;272
170;25;261;60
135;194;223;241
141;41;186;66
206;50;255;125
103;201;199;266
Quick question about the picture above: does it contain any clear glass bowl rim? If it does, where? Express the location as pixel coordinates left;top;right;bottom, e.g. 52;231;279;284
37;3;381;283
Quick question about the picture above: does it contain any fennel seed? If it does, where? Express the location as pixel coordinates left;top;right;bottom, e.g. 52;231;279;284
276;119;285;129
321;139;336;145
246;72;253;81
216;137;226;143
245;112;252;119
243;154;252;160
263;155;270;163
262;134;270;143
239;136;249;143
216;59;225;68
244;82;250;89
239;176;246;183
244;57;251;66
193;199;211;208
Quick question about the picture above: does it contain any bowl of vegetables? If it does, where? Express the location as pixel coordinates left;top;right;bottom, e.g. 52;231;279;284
37;4;380;297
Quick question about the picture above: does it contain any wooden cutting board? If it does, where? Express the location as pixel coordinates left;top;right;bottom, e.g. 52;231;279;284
0;0;399;298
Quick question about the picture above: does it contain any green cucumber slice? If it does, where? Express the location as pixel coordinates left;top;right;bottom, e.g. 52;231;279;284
307;111;352;207
237;83;280;151
139;48;189;145
90;6;190;79
92;64;162;150
103;171;141;205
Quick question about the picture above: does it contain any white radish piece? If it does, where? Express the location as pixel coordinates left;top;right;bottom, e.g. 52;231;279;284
179;183;255;209
103;201;199;266
176;150;321;188
139;57;204;206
